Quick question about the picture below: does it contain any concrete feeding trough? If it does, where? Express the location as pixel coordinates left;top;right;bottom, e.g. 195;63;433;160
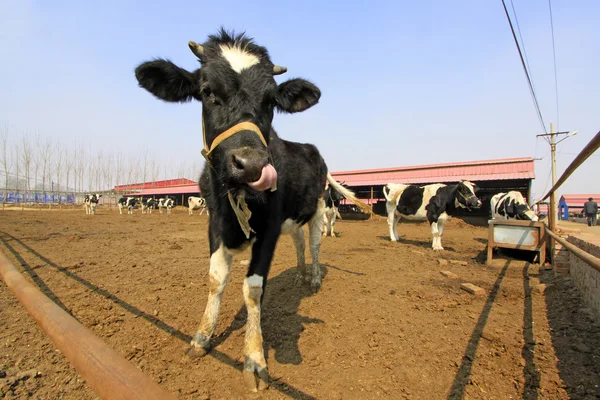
487;220;547;265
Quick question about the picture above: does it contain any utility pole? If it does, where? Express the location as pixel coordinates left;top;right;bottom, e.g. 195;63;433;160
536;123;578;263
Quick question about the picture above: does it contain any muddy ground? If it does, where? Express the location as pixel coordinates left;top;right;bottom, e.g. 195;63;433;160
1;207;599;399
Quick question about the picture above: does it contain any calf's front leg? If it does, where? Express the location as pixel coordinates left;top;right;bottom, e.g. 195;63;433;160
187;243;232;357
243;232;279;392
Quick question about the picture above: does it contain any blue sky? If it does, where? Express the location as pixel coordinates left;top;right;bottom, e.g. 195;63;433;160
1;0;598;200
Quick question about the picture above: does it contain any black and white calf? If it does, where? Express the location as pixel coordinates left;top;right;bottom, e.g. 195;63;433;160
135;30;371;391
141;198;156;214
117;197;137;215
383;181;481;250
84;194;102;215
158;197;175;214
490;191;538;221
188;196;208;215
322;184;344;237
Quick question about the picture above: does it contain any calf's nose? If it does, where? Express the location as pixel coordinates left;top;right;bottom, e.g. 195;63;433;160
230;150;268;182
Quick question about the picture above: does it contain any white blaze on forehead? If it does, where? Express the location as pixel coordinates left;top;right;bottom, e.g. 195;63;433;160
462;181;476;194
219;44;260;73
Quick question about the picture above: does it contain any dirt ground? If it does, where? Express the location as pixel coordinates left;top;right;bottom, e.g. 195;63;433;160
1;207;599;399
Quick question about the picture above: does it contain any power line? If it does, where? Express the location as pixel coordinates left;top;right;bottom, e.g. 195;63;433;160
548;0;560;131
501;0;548;133
510;0;537;102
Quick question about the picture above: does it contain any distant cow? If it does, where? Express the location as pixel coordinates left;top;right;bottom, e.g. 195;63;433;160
490;191;538;221
188;196;208;215
383;181;482;250
158;197;175;214
323;184;344;237
141;198;156;214
118;197;137;215
84;194;102;215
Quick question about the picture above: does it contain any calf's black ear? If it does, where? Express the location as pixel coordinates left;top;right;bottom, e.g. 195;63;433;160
275;78;321;113
135;59;200;103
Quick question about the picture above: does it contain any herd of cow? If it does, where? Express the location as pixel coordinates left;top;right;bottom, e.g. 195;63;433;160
83;194;208;216
77;30;544;391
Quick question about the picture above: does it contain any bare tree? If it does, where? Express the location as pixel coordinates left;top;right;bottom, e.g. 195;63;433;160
94;150;103;192
32;134;42;202
76;142;85;198
1;124;12;208
39;137;52;198
150;155;159;187
65;148;74;205
114;152;125;196
126;156;137;194
21;133;33;204
14;140;20;206
54;143;64;206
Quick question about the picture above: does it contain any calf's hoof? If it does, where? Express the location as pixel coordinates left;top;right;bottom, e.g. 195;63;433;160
310;278;321;293
186;332;211;358
243;357;269;392
185;344;210;358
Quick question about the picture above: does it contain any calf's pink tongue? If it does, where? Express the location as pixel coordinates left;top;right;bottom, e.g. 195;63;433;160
247;164;277;191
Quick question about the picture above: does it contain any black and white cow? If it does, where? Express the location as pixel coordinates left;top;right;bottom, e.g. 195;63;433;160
383;181;481;250
490;191;538;221
158;197;175;214
135;29;371;391
141;198;156;214
84;194;102;215
322;184;344;237
117;197;137;215
188;196;208;215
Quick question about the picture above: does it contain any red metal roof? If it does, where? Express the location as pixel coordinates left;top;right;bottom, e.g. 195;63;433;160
114;178;196;191
559;194;600;208
331;157;535;186
133;183;200;196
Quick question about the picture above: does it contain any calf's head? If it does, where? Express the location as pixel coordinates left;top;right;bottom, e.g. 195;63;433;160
455;181;482;209
512;201;539;221
135;29;321;192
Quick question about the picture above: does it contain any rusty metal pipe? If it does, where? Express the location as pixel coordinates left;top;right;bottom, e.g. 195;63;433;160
545;228;600;273
0;251;176;400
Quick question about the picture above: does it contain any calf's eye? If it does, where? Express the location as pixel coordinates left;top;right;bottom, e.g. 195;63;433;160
201;84;212;97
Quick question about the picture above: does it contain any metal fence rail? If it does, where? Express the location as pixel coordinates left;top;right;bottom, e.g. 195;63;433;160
545;229;600;273
540;130;600;267
0;251;176;400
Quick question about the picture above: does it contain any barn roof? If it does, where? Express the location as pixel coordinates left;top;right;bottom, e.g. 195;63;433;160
559;194;600;208
114;178;196;192
331;157;535;186
133;183;200;196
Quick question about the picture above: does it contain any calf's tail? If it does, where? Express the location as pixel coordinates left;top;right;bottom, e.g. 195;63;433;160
326;173;372;215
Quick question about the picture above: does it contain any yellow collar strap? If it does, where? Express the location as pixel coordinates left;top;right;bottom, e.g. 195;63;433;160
201;119;267;163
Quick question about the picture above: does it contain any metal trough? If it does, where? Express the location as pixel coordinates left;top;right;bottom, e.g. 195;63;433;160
487;220;547;264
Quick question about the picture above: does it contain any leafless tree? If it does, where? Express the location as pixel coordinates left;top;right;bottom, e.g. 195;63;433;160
114;152;125;196
76;142;85;197
21;133;34;204
39;137;52;197
32;134;42;201
141;149;149;188
54;143;64;205
1;124;12;208
126;156;136;194
93;150;103;192
65;148;74;205
150;155;159;187
14;141;20;206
